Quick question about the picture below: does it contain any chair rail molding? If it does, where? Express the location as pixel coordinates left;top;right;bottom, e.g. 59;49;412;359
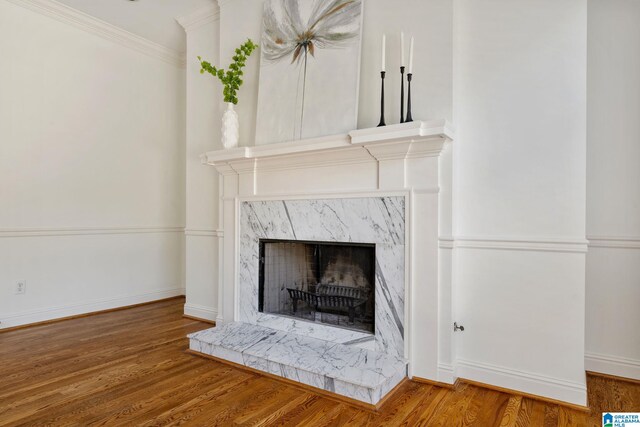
184;228;224;237
587;235;640;249
0;226;185;238
453;236;589;253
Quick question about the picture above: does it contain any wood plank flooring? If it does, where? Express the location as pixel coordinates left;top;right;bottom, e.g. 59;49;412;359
1;297;638;426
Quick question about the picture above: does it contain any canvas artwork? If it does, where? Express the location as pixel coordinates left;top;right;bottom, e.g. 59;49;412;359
255;0;363;145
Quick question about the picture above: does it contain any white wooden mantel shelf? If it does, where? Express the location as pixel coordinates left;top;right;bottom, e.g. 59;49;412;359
201;120;455;173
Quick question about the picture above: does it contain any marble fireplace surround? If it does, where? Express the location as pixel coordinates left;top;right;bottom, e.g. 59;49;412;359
238;196;407;359
198;120;456;392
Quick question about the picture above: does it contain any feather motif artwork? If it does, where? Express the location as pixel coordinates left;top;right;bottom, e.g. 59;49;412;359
255;0;363;145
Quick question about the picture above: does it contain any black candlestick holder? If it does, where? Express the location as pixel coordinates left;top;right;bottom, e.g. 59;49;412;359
400;66;405;123
405;73;413;122
377;71;386;127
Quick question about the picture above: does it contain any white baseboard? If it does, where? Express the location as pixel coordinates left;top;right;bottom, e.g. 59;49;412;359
456;359;587;406
437;363;456;385
0;287;185;330
585;352;640;381
184;303;218;322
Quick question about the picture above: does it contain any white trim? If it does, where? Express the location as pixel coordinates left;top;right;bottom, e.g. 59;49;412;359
184;229;224;237
236;189;410;203
437;363;456;385
6;0;185;67
250;148;374;174
585;352;640;381
453;236;589;253
202;120;453;166
184;303;218;322
413;188;440;195
456;359;587;406
349;120;455;145
176;5;220;33
0;226;185;238
0;287;185;330
233;196;241;322
405;193;412;363
439;236;455;249
587;236;640;249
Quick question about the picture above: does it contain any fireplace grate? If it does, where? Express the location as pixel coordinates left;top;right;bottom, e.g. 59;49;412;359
259;239;375;334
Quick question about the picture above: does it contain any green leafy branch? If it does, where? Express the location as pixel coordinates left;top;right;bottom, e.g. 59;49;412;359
198;39;258;105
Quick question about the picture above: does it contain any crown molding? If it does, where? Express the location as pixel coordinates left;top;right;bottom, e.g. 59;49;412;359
6;0;186;68
176;4;220;33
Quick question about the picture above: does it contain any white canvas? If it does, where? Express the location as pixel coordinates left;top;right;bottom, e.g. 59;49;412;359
255;0;363;145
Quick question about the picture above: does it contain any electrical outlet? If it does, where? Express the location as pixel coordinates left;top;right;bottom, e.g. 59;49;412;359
15;280;26;295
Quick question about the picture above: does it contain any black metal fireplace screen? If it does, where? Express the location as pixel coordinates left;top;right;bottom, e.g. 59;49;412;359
259;239;375;334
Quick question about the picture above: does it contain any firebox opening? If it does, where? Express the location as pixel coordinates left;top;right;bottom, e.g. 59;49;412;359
259;239;375;334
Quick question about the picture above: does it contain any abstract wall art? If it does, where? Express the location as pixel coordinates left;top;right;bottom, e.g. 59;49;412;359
255;0;363;145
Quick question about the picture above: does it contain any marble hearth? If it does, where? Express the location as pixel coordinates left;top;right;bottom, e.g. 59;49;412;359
188;322;407;405
191;121;455;406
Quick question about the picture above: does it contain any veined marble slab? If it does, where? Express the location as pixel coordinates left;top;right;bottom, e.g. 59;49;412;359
238;196;406;359
189;322;407;405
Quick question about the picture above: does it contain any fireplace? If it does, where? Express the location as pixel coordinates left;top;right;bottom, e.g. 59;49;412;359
237;196;406;358
191;121;455;405
259;239;375;334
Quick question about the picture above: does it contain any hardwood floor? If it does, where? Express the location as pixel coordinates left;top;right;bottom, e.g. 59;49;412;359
1;298;638;426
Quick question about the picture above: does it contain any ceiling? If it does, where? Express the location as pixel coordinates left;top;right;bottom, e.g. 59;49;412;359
55;0;215;52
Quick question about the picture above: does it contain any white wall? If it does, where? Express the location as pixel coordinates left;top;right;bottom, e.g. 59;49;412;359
453;0;588;405
179;5;222;322
0;0;186;328
585;0;640;380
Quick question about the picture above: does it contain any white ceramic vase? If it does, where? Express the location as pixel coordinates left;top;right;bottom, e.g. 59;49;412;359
221;102;239;149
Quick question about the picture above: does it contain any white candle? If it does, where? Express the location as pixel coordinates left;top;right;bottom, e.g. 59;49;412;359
400;32;405;66
381;34;386;71
409;36;414;73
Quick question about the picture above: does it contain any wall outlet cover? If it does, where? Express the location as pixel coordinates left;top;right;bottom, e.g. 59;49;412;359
15;280;26;295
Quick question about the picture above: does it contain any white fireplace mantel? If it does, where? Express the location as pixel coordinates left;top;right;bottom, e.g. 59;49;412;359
201;118;456;391
201;120;455;175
